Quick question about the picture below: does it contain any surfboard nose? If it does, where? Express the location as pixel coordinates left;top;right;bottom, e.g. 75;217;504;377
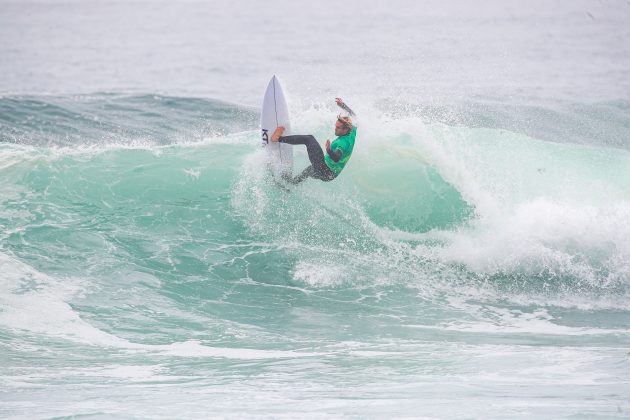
261;75;292;177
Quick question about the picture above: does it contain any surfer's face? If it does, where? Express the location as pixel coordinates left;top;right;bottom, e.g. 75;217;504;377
335;120;350;136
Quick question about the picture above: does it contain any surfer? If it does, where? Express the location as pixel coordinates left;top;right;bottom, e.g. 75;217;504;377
271;97;356;184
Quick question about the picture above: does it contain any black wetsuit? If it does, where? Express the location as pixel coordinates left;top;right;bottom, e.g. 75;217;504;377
279;135;337;184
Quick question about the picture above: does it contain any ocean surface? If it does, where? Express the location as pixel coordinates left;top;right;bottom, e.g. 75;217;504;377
1;0;630;418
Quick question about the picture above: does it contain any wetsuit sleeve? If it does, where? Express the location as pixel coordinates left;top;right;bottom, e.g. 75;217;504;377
337;102;356;117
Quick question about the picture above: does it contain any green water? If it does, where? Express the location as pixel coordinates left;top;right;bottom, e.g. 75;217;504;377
1;95;629;418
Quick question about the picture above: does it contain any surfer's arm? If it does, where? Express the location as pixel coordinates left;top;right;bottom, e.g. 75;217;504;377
325;139;343;162
335;98;356;117
328;149;343;162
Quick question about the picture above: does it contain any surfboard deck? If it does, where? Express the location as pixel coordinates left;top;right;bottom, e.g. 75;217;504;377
261;75;293;178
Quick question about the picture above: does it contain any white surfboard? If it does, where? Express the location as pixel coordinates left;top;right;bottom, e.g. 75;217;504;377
261;75;293;177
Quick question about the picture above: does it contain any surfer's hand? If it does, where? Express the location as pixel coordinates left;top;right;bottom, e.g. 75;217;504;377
335;97;344;107
271;126;285;142
325;139;331;152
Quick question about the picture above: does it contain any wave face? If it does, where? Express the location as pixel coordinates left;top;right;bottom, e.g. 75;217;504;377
2;94;630;418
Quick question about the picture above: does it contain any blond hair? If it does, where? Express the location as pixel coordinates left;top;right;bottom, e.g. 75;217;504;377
337;115;353;129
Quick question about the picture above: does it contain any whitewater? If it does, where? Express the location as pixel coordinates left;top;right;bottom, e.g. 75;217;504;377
1;0;630;418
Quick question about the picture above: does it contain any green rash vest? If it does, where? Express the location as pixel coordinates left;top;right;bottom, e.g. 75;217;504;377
324;126;357;175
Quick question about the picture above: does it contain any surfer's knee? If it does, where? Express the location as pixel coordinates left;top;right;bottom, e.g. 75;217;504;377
304;135;317;145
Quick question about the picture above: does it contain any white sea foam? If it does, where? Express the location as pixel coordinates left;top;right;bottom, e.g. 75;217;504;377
292;261;349;287
431;200;630;285
0;251;322;359
0;251;130;347
438;299;630;336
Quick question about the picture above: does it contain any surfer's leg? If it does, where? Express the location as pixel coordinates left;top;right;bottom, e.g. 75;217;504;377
300;140;335;180
280;135;322;158
280;135;336;182
279;134;317;146
280;135;327;168
283;165;314;185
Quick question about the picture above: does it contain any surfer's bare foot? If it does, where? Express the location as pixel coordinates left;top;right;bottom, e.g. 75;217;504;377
271;126;285;142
